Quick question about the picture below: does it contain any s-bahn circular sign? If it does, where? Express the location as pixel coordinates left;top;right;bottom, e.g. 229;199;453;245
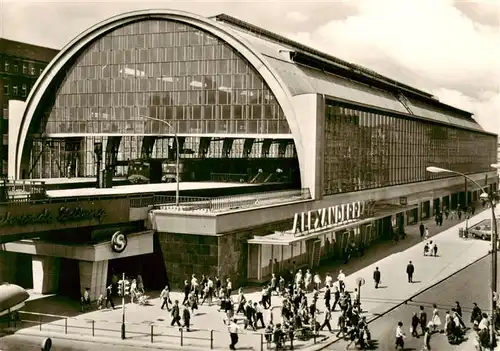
110;231;128;253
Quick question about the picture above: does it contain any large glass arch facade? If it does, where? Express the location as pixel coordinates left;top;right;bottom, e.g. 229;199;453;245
41;19;290;136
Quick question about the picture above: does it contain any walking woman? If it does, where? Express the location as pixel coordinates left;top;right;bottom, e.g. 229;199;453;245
395;321;405;350
429;304;442;333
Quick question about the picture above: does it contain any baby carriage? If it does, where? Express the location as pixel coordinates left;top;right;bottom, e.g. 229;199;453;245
136;291;149;305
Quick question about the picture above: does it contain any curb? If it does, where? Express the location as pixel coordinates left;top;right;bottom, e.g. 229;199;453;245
310;251;489;351
0;328;208;351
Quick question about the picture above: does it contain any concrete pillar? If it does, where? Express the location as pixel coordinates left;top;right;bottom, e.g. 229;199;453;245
79;260;108;301
32;256;60;294
429;199;434;217
290;94;324;200
0;252;18;283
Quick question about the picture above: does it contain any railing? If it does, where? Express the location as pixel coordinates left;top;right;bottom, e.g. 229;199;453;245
3;311;327;350
210;173;248;183
0;194;130;207
1;179;47;201
136;188;311;212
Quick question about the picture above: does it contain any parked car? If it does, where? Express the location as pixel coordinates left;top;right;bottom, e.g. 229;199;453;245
468;218;500;240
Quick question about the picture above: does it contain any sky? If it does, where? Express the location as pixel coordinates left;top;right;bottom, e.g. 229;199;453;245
1;0;499;134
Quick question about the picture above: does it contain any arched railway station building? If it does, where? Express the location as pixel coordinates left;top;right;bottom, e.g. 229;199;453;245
0;9;497;299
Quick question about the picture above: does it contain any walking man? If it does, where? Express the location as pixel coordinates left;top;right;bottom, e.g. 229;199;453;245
320;308;332;332
182;305;191;331
324;285;331;311
395;321;406;349
419;306;427;336
171;300;181;326
373;267;381;289
332;286;340;311
411;312;420;337
228;318;240;350
160;285;171;310
406;261;415;283
419;223;425;240
254;302;265;329
337;270;346;292
105;284;115;309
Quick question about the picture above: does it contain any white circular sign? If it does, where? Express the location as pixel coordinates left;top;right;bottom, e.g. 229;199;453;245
356;277;365;286
110;231;128;253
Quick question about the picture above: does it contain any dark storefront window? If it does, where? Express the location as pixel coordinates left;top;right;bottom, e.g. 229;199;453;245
323;101;498;196
41;20;288;136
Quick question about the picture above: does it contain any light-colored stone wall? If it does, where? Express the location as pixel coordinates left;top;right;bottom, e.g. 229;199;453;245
32;256;60;294
79;260;108;301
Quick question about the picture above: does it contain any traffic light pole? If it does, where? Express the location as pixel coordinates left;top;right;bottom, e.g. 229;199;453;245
121;272;126;340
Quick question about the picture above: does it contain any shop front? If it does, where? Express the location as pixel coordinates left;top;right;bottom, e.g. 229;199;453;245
406;208;418;225
247;200;380;282
420;201;430;220
247;217;377;283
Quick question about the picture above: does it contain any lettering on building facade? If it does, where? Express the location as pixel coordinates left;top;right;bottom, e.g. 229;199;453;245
57;206;106;223
0;209;52;227
292;200;376;235
0;206;106;228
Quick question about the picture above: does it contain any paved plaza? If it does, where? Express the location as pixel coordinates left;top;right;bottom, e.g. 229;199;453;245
5;206;495;350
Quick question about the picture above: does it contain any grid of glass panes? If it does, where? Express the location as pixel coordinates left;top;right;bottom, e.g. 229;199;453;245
27;135;297;178
42;19;290;136
323;101;498;196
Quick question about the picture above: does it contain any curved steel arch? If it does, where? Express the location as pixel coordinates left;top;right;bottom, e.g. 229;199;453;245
15;9;307;185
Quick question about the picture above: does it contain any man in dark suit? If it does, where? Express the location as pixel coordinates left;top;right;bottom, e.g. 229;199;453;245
182;280;190;305
105;284;115;309
373;267;381;289
332;286;341;311
419;306;427;336
244;301;256;331
171;300;181;326
406;261;415;283
324;286;331;311
419;223;425;240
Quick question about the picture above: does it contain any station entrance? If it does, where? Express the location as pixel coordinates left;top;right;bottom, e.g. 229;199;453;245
107;251;168;291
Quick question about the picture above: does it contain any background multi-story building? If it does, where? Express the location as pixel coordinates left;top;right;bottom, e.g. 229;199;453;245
0;38;59;177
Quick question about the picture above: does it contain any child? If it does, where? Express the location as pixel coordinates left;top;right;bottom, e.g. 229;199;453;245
97;294;105;310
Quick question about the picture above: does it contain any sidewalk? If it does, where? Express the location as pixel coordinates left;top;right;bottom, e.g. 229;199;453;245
6;206;495;350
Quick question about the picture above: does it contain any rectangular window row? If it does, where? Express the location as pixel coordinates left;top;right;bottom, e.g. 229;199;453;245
92;33;228;51
1;58;44;76
84;45;236;66
2;84;28;97
49;103;281;124
61;73;261;95
75;54;250;76
44;118;290;135
54;89;274;108
107;20;220;42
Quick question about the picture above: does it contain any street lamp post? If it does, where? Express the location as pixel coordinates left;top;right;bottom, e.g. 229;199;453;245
138;115;180;206
427;166;497;348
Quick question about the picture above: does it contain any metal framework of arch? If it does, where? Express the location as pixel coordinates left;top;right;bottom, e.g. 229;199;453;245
15;9;306;183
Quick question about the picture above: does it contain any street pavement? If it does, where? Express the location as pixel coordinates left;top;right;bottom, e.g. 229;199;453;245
6;205;495;350
363;253;493;350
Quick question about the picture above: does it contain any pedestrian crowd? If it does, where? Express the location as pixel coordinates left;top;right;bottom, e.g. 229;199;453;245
393;300;499;350
153;266;377;350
